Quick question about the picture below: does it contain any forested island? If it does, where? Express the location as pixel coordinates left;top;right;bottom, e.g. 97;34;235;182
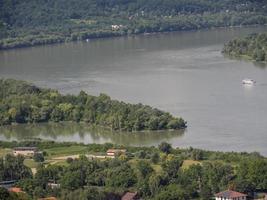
1;0;267;50
0;141;266;200
0;79;186;131
223;32;267;62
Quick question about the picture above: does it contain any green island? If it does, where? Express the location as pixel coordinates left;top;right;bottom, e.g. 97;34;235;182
223;32;267;62
0;79;186;131
0;141;266;200
1;0;267;50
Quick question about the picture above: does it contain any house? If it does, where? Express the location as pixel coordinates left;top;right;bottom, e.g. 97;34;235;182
48;182;60;189
111;24;123;31
13;147;38;157
38;197;57;200
106;149;126;157
121;192;139;200
215;190;247;200
8;187;24;193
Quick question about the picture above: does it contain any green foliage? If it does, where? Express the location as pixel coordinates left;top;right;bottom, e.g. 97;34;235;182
223;33;267;63
33;153;44;162
0;1;267;49
1;141;266;200
0;154;32;181
158;142;172;154
0;79;186;131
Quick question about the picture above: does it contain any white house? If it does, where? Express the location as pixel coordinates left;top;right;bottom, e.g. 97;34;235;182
106;149;126;157
13;147;37;157
215;190;247;200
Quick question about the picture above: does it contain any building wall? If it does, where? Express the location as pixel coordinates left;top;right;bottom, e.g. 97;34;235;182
13;150;35;156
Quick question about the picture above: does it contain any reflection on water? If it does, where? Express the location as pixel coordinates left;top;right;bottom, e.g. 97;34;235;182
0;123;185;146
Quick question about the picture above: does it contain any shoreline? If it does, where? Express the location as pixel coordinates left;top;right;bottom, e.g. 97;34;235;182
1;24;266;51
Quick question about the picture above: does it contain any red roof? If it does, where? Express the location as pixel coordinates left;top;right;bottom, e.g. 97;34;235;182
215;190;247;198
121;192;138;200
8;187;23;193
107;149;126;153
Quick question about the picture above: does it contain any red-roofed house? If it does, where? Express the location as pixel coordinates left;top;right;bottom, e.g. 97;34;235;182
215;190;247;200
121;192;139;200
8;187;24;193
106;149;126;157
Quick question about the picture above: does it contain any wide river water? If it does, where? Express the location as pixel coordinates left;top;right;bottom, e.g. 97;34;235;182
0;26;267;155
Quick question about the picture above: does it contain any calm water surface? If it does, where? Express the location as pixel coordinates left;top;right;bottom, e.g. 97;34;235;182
0;27;267;155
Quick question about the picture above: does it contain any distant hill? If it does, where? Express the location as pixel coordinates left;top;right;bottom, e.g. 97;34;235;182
0;0;267;49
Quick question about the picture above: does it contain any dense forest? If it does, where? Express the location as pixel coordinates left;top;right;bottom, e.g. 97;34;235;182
223;32;267;62
0;0;267;49
0;79;186;131
0;141;266;200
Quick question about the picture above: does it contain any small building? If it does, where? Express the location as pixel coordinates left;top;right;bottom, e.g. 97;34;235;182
215;190;247;200
121;192;139;200
106;149;126;157
38;197;57;200
13;147;38;157
8;187;24;193
48;182;60;189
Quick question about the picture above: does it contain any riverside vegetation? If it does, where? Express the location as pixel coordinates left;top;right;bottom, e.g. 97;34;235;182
1;0;267;49
0;141;266;200
223;32;267;62
0;79;186;131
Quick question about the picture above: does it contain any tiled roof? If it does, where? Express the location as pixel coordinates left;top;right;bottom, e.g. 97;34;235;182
107;149;126;153
8;187;23;193
14;147;37;151
121;192;138;200
38;197;57;200
215;190;247;198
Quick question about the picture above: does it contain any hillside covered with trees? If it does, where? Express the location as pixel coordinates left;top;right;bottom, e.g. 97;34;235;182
0;141;266;200
0;0;267;49
223;32;267;62
0;79;186;131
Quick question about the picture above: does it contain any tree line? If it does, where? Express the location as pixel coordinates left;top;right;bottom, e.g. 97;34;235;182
0;79;186;131
223;32;267;62
0;0;267;49
0;141;266;200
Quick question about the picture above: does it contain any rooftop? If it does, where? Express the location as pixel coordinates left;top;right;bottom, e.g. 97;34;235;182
121;192;138;200
14;147;37;151
8;187;23;193
215;190;247;198
107;149;126;153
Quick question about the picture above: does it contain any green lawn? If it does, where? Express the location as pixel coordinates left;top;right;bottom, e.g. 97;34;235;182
0;148;12;157
181;160;201;169
45;145;88;158
23;159;39;168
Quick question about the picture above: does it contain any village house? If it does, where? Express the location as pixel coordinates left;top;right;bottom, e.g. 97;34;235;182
215;190;247;200
111;24;123;31
13;147;38;157
8;187;24;193
38;197;57;200
121;192;139;200
106;149;126;157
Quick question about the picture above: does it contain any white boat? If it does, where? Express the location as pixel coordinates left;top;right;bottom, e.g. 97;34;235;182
242;79;256;85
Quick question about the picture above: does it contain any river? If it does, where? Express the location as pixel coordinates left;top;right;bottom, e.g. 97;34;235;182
0;26;267;155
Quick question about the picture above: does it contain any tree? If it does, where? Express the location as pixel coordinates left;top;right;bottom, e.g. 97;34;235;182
154;184;188;200
33;153;44;162
0;187;10;200
137;161;154;179
158;142;172;154
151;152;160;164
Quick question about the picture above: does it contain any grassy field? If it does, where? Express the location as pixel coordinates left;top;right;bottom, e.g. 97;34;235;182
182;160;201;169
23;159;39;168
45;145;88;158
0;148;12;157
